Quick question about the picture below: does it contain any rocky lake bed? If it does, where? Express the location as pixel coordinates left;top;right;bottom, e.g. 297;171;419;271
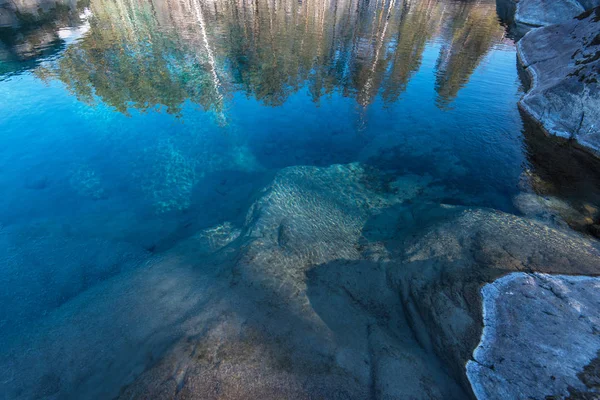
1;0;600;398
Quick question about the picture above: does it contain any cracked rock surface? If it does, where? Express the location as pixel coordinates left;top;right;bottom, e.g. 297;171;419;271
517;6;600;156
467;273;600;399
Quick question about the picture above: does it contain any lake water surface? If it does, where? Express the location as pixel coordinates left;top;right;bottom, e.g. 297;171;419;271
1;0;597;398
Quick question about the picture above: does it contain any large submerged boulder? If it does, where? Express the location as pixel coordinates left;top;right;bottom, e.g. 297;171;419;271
0;165;467;400
1;164;599;399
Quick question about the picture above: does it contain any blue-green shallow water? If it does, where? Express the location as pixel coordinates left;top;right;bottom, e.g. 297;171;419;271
1;0;592;397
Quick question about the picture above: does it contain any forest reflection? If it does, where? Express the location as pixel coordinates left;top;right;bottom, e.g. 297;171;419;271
34;0;507;116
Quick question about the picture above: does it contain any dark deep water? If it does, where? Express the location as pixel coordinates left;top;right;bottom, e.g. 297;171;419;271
1;0;599;398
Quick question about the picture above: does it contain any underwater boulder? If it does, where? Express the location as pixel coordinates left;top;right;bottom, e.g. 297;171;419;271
2;164;600;400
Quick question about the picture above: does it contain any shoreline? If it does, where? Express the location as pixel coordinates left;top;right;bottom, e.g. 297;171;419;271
509;1;600;158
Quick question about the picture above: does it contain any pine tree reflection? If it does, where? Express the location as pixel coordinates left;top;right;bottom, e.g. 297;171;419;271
33;0;507;116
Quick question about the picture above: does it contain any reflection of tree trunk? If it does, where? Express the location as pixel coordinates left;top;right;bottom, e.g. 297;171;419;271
266;0;276;64
253;0;259;45
433;0;504;107
369;0;381;42
114;0;135;42
315;0;328;65
360;0;395;107
300;0;309;54
190;0;226;124
343;0;363;85
383;0;437;103
329;0;338;62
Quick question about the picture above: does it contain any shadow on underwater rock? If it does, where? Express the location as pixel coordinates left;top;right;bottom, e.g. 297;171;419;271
3;164;600;399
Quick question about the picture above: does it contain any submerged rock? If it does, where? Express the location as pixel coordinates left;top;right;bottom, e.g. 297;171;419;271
69;164;106;200
136;141;199;213
1;163;599;399
467;273;600;399
0;220;150;332
392;205;600;392
0;164;466;400
518;116;600;237
513;192;599;232
517;6;600;156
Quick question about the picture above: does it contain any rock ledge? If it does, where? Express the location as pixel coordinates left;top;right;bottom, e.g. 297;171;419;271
516;5;600;156
467;272;600;399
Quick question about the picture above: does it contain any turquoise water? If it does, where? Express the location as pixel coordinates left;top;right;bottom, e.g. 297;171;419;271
0;0;579;397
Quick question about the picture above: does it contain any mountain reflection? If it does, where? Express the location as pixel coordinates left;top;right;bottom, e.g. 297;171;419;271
33;0;507;115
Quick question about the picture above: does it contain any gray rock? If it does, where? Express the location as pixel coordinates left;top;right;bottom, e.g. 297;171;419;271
517;7;600;156
467;273;600;399
0;2;19;28
496;0;599;37
392;206;600;392
516;0;585;27
0;0;77;29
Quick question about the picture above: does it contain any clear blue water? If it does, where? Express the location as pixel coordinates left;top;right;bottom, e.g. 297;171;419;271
0;0;578;397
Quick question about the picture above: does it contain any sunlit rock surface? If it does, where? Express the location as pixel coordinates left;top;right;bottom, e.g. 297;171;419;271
2;164;600;399
497;0;598;30
516;0;586;27
517;6;600;156
467;273;600;399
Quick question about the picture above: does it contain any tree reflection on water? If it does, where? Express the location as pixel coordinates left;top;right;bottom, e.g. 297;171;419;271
32;0;507;118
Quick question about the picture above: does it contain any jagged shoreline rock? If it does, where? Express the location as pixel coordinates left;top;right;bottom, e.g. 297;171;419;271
513;2;600;157
390;205;600;396
467;273;600;399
